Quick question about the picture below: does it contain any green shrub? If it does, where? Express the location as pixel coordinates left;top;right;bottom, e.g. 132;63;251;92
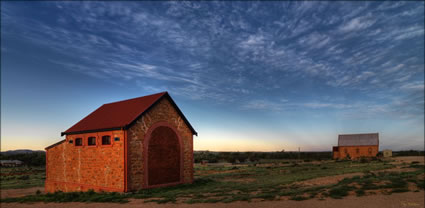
2;191;129;203
328;186;352;199
415;180;424;189
18;175;30;180
355;189;365;196
289;195;309;201
360;157;369;163
391;188;409;193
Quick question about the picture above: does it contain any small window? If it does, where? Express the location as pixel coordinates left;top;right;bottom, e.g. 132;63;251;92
344;148;348;153
75;138;83;146
87;137;96;146
368;148;372;154
356;148;359;154
102;136;111;145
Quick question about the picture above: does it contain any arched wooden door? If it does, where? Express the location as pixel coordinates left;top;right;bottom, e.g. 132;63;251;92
147;125;181;186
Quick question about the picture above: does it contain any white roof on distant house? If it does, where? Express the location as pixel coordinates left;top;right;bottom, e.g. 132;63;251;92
338;133;379;146
0;160;23;164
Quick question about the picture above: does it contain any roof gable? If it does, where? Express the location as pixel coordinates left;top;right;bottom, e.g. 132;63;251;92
62;92;197;136
338;133;379;146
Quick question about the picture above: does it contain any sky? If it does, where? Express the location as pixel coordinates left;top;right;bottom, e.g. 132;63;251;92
1;1;424;152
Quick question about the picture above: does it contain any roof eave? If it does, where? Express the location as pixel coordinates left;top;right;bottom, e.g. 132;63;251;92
61;127;124;136
45;139;66;150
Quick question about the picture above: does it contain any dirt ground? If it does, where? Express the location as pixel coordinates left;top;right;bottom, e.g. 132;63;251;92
390;156;424;164
1;191;423;208
294;172;363;186
1;187;44;199
1;156;424;207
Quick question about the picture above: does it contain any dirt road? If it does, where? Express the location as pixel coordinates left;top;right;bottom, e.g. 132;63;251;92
2;191;424;208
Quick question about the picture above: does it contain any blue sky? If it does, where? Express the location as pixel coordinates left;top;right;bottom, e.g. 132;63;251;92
1;1;424;151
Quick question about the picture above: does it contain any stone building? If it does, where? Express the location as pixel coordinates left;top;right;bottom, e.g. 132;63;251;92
45;92;197;192
332;133;379;160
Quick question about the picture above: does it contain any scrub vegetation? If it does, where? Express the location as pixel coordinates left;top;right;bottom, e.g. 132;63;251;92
2;157;424;204
0;166;45;189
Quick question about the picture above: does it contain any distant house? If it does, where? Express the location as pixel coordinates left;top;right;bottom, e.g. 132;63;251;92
383;149;392;157
45;92;197;193
332;133;379;159
0;160;23;167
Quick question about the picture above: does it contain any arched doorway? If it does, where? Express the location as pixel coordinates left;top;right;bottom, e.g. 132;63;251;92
145;124;182;187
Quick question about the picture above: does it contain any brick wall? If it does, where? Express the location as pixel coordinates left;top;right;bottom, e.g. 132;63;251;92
333;145;379;159
127;97;194;191
45;130;125;192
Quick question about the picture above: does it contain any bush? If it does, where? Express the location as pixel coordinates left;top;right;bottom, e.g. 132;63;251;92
393;150;424;157
18;175;30;180
289;195;309;201
416;180;424;189
2;191;129;203
194;151;333;164
355;189;365;196
328;186;353;199
391;188;409;193
360;157;369;163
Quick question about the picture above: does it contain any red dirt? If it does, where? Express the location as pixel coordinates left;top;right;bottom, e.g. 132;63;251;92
390;156;425;165
2;191;424;208
1;187;44;199
221;178;256;183
294;173;363;186
197;169;240;176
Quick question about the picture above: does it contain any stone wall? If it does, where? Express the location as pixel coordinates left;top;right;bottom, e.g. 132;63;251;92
127;97;194;191
333;145;379;159
45;130;125;192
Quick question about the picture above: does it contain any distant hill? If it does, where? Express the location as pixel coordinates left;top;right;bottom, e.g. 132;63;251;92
1;149;45;155
0;149;46;166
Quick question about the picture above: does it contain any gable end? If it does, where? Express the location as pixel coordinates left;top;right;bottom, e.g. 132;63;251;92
124;93;197;136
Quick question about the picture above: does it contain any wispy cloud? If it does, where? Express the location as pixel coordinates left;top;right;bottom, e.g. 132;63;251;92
339;15;376;32
2;1;423;116
400;81;425;91
303;102;352;109
241;100;285;112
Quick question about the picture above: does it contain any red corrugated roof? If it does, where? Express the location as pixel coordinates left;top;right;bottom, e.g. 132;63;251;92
338;133;379;146
62;92;197;136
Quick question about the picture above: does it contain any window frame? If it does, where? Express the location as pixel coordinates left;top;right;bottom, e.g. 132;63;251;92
85;134;98;147
99;132;113;147
74;137;84;147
